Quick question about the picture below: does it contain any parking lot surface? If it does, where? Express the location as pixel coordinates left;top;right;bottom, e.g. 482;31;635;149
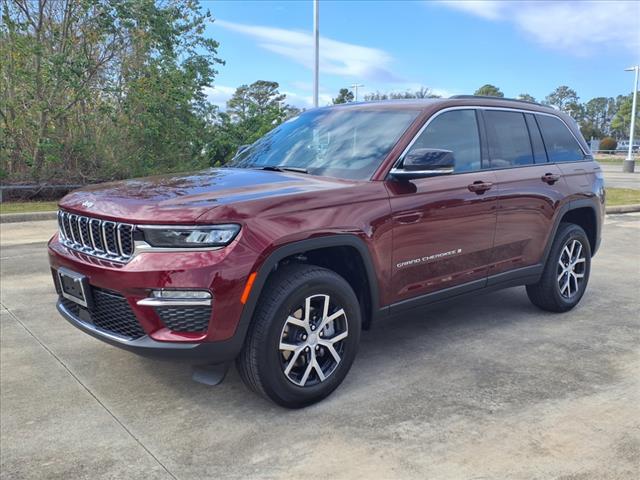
1;216;639;480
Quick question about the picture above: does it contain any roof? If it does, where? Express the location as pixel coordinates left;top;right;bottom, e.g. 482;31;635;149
327;96;558;115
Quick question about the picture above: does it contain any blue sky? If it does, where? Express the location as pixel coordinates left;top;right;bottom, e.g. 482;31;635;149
203;0;640;109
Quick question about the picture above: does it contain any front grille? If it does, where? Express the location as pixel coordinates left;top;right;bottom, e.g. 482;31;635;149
58;210;134;262
156;306;211;333
59;287;146;340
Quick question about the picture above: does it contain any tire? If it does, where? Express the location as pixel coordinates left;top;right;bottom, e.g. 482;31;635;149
237;264;361;408
526;222;591;313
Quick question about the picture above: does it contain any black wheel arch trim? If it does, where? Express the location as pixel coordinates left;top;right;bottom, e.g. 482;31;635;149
542;198;602;263
235;234;384;346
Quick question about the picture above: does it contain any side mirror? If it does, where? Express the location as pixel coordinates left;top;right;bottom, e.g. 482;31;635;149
390;148;455;180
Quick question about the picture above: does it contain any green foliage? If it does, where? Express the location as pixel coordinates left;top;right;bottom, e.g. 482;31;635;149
544;86;578;110
1;0;223;182
332;88;354;104
599;137;617;151
364;87;440;101
474;84;504;97
517;93;536;102
209;81;299;165
611;94;640;139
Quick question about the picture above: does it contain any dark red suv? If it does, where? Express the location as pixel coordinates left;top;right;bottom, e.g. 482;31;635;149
49;97;604;407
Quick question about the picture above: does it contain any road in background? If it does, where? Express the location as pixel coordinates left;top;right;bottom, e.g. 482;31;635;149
1;217;639;479
601;163;640;190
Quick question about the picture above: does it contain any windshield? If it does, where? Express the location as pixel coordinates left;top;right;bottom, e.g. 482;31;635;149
227;108;420;180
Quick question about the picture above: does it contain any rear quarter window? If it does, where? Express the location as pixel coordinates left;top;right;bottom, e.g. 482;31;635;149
536;115;585;163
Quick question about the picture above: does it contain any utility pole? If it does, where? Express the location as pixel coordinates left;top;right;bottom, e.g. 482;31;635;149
350;83;364;102
313;0;319;108
623;66;639;173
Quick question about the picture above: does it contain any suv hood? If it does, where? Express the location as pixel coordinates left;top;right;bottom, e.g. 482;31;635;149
59;168;356;223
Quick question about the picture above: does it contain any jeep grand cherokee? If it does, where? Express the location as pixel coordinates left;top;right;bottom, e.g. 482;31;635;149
49;97;604;408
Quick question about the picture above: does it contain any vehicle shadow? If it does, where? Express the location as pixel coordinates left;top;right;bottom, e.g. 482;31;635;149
136;285;550;412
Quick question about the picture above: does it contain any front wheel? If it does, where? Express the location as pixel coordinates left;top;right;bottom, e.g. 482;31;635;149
526;223;592;312
237;264;361;408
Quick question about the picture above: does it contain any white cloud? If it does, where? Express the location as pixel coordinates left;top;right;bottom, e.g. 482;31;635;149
438;1;640;56
203;85;236;108
216;20;402;82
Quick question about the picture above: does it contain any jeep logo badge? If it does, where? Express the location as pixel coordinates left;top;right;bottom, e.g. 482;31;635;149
81;200;94;208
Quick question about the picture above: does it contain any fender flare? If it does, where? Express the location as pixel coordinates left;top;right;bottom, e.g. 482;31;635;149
542;198;602;264
234;234;383;344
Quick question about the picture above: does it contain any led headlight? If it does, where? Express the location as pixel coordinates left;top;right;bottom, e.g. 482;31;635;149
141;224;240;248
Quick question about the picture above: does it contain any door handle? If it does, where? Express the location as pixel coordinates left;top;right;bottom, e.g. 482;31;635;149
541;173;560;185
468;181;493;194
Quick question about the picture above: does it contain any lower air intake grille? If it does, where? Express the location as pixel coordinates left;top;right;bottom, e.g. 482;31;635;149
60;288;145;340
156;306;211;333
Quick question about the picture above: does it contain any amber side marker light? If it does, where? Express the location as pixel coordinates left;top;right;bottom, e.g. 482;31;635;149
241;272;257;304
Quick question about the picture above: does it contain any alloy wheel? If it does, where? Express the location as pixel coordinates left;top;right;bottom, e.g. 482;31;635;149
278;294;349;387
557;239;586;299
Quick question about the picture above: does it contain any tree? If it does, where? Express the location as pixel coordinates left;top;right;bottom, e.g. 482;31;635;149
364;87;440;101
474;84;504;97
332;88;354;104
209;81;297;164
611;94;640;139
544;86;579;111
1;0;223;182
517;93;536;102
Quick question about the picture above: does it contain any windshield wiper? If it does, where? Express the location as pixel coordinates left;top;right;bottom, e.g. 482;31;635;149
259;165;309;174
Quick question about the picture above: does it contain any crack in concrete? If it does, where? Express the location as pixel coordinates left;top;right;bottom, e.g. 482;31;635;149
2;307;179;480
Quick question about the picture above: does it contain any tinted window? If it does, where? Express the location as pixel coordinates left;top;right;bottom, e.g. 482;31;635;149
408;110;481;172
525;113;548;163
536;115;585;162
484;111;533;167
228;108;419;180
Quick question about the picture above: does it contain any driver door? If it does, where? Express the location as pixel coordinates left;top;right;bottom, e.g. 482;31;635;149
385;109;498;308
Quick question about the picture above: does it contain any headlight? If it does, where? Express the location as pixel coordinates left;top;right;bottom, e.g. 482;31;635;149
140;224;241;248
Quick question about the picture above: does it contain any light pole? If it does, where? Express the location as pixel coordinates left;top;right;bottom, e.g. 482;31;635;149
623;65;639;173
313;0;319;108
350;83;364;102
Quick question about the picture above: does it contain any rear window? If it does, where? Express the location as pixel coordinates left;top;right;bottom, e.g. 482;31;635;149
484;110;533;167
536;115;585;163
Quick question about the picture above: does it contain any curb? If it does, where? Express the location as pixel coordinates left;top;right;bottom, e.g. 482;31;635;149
1;204;640;224
605;204;640;214
0;211;58;224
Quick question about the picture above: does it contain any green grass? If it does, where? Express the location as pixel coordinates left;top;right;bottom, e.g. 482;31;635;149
606;188;640;207
0;201;59;214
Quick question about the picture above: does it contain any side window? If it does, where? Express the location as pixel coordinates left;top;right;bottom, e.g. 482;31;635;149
408;110;481;173
484;110;533;167
525;113;548;163
536;115;585;163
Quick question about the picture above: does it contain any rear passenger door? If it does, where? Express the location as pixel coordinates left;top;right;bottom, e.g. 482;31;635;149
536;114;594;194
482;110;566;278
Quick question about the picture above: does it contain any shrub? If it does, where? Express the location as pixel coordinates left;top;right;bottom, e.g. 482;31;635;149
599;137;617;151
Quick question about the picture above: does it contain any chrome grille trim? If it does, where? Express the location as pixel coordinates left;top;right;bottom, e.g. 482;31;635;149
58;210;134;263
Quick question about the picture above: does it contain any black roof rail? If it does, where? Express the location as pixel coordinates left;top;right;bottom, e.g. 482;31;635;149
449;95;547;107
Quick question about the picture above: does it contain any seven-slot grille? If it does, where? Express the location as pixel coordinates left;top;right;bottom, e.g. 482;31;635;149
58;210;135;262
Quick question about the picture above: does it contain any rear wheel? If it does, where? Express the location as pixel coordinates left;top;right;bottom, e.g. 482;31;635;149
526;223;591;312
237;264;361;408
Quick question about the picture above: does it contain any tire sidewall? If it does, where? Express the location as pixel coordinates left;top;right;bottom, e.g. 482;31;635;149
258;270;361;407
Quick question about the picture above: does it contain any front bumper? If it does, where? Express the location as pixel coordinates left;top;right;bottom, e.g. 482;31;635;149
48;232;258;363
56;298;242;363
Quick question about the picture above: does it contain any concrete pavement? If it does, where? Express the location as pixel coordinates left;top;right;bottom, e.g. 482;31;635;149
1;217;639;479
600;163;640;190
